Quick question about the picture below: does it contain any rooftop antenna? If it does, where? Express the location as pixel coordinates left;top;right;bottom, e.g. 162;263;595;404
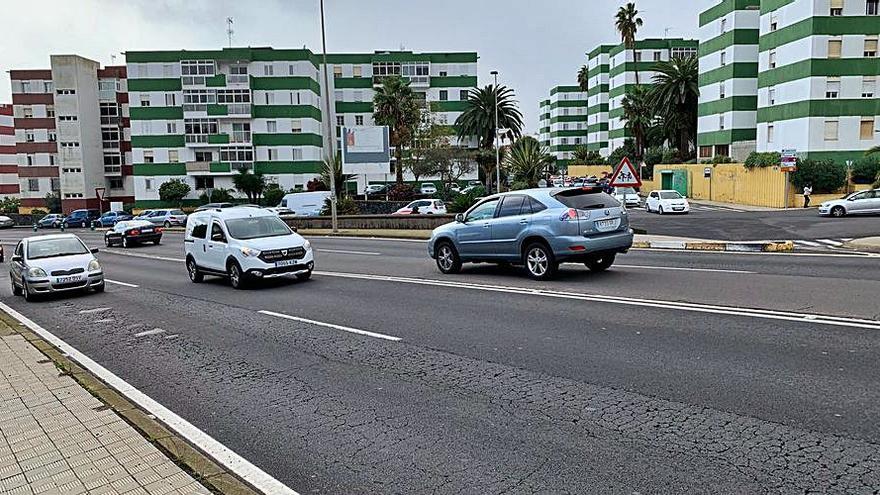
226;17;234;47
664;27;673;38
110;54;117;65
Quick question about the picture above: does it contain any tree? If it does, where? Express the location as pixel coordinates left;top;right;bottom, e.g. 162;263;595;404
577;65;589;92
790;159;847;193
158;179;191;207
198;187;234;204
621;85;653;162
455;84;524;150
615;2;644;85
373;75;421;184
650;55;700;157
320;155;356;198
262;184;287;207
43;193;60;213
505;137;554;188
851;154;880;184
232;169;266;202
572;145;604;165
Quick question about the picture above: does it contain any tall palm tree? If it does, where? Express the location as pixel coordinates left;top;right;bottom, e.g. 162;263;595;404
320;154;356;198
650;55;700;156
455;84;524;150
577;65;589;92
505;136;554;188
615;2;644;85
621;85;653;162
373;75;421;184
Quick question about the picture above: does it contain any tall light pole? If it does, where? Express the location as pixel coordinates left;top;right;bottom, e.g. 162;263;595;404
491;70;500;194
319;0;338;232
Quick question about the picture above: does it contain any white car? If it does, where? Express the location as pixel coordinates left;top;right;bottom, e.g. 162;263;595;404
264;207;295;216
818;189;880;217
393;199;447;215
184;207;314;289
278;191;333;217
9;234;104;301
645;190;690;214
446;183;461;193
420;183;438;195
612;187;641;207
364;184;386;196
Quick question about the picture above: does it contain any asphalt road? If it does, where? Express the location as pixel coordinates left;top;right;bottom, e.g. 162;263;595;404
0;230;878;493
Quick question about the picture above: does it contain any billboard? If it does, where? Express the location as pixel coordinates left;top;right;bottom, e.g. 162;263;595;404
341;126;391;174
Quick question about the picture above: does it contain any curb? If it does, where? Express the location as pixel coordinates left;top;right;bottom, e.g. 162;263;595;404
632;240;794;252
0;309;262;495
843;241;880;254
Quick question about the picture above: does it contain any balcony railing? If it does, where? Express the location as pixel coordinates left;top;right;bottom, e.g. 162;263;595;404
185;134;208;144
103;165;122;175
227;74;249;84
181;76;207;86
183;103;209;113
185;161;211;173
226;103;251;116
230;162;252;172
230;132;251;144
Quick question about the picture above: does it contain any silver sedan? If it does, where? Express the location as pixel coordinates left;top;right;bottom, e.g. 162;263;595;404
9;234;104;301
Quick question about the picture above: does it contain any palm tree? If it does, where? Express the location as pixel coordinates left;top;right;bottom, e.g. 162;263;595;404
577;65;589;92
320;155;356;198
455;84;524;150
231;169;266;203
373;75;421;184
615;2;644;85
650;55;700;156
621;85;653;162
506;136;554;188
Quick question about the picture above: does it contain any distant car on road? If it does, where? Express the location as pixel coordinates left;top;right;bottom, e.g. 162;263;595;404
364;184;388;197
279;191;333;217
612;187;641;207
265;207;296;216
195;203;234;212
645;190;690;214
104;220;162;248
62;209;101;228
0;215;14;229
96;210;132;228
428;187;633;280
446;183;461;193
420;183;438;195
37;214;65;229
9;234;104;301
393;200;447;215
143;209;187;227
818;189;880;217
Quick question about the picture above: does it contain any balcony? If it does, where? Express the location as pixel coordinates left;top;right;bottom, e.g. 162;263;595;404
183;103;208;113
103;165;122;176
227;74;249;85
230;131;251;144
207;103;251;118
185;161;211;174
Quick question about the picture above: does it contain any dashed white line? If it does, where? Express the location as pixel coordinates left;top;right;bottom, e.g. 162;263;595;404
258;310;402;342
79;307;111;314
105;279;139;288
817;239;844;247
318;249;381;256
615;264;755;274
794;240;822;247
134;328;166;338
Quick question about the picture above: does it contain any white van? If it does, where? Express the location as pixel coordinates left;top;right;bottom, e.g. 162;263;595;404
184;207;314;289
279;191;333;216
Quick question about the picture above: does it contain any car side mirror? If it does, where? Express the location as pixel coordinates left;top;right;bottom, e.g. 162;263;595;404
90;248;100;254
11;255;22;263
455;213;465;223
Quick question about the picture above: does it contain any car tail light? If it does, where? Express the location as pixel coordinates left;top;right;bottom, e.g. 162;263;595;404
156;227;163;233
559;208;578;221
130;229;140;236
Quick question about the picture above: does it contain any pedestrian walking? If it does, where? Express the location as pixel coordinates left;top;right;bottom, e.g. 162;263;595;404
803;184;813;208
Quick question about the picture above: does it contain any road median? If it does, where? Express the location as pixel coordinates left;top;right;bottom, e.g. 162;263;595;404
632;239;795;252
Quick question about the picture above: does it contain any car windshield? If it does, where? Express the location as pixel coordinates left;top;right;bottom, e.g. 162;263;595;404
27;237;89;260
224;216;292;240
660;191;683;199
554;189;620;209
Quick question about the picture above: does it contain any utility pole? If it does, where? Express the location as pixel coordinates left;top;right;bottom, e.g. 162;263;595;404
491;71;500;194
226;18;234;47
319;0;338;232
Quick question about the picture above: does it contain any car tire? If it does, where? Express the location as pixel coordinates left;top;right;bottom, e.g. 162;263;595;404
831;206;846;218
585;254;616;273
164;221;172;228
523;241;557;280
93;283;105;293
435;241;462;274
658;205;665;215
105;237;111;247
228;261;247;289
186;257;204;283
52;222;59;229
11;278;21;296
153;239;161;245
22;280;34;302
122;237;129;249
296;270;312;281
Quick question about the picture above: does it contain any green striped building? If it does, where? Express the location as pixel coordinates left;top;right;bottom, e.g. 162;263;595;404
540;86;588;170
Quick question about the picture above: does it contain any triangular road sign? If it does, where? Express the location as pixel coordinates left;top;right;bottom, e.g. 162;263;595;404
609;157;642;188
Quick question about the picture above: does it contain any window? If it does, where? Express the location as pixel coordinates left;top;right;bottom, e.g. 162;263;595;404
768;87;776;105
869;0;879;15
143;151;154;163
268;148;278;161
828;39;842;58
49;154;56;165
264;92;275;105
145;179;153;191
25;131;34;143
216;89;251;104
824;119;839;141
860;119;875;140
465;199;500;222
23;107;33;118
194;177;214;190
719;115;725;130
165;93;177;106
109;178;123;190
654;51;661;62
333;65;343;78
353;66;362;77
767;124;775;143
863;76;876;97
830;0;843;15
720;18;727;33
168;150;179;163
497;195;525;218
336;116;345;126
20;81;31;93
769;50;777;68
48;131;56;142
439;71;447;77
439;90;448;101
719;82;726;99
181;60;215;76
353;90;364;102
166;122;178;134
28;179;39;192
26;155;34;166
43;81;53;93
56;89;75;95
58;115;77;122
46;105;55;118
210;223;227;243
770;14;778;31
267;120;277;133
219;146;253;162
263;64;274;76
720;51;727;66
459;90;468;101
355;115;364;126
140;95;151;107
826;78;841;98
195;151;212;162
699;146;713;158
865;38;878;57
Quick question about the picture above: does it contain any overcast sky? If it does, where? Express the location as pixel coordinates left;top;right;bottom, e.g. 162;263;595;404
0;0;716;132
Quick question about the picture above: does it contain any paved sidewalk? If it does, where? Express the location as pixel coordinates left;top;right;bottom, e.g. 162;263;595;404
0;329;211;494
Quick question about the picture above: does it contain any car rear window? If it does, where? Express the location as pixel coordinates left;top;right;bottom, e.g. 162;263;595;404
553;189;620;210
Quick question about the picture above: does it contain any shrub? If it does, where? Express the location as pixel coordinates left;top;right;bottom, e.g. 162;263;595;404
661;148;682;164
198;187;234;204
158;179;191;206
873;171;880;188
320;196;359;216
29;209;47;216
790;159;847;193
607;139;637;166
447;186;486;214
851;155;880;184
387;184;416;201
262;184;287;206
510;181;530;191
644;147;664;167
711;155;733;164
744;151;781;170
306;179;328;192
43;193;61;213
0;196;21;214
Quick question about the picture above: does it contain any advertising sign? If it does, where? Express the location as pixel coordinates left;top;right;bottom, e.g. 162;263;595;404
781;149;798;172
341;126;391;174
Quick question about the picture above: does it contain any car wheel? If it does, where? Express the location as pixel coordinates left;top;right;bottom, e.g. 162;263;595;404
296;270;312;281
52;222;59;228
22;280;34;302
122;237;129;248
523;242;557;280
186;257;204;283
164;221;172;228
93;282;105;293
228;261;246;289
435;242;462;274
11;278;21;296
831;206;846;218
153;239;161;245
585;254;616;273
658;205;665;215
105;237;111;247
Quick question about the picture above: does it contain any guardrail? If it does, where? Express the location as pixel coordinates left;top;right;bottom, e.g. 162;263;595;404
283;214;454;231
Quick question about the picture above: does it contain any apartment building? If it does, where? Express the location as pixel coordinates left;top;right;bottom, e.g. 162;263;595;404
586;45;613;157
540;86;588;169
538;99;551;150
0;105;18;198
697;0;761;162
9;56;132;212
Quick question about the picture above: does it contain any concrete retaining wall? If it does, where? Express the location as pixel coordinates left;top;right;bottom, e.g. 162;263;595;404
285;214;454;231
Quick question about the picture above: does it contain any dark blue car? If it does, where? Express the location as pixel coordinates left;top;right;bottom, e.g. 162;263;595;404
62;209;101;228
96;210;133;228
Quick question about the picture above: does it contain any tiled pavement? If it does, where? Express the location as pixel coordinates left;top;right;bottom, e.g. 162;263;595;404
0;333;211;495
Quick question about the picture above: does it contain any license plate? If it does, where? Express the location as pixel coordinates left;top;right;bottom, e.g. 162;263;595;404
276;259;297;267
595;219;620;231
57;276;82;284
141;228;153;233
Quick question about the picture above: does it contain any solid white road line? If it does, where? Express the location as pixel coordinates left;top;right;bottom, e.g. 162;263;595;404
134;328;166;338
258;310;402;342
818;239;844;247
314;235;426;244
614;264;755;274
102;249;184;263
317;249;382;256
0;302;300;495
794;240;823;247
105;279;139;288
79;307;111;314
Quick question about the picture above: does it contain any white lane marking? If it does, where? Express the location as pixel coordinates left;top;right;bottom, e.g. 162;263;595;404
258;310;401;342
614;264;755;274
0;302;300;495
794;240;822;247
818;239;844;247
105;279;139;288
317;249;381;256
79;307;111;314
313;235;426;244
312;271;880;331
134;328;166;338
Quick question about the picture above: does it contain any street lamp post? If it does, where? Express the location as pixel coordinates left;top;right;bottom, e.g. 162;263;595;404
491;71;500;194
319;0;338;232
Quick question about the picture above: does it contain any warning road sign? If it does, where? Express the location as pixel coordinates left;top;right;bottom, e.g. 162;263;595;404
609;157;642;188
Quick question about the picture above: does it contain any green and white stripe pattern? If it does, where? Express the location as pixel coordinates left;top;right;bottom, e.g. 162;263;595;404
543;85;588;169
539;99;551;150
586;45;613;157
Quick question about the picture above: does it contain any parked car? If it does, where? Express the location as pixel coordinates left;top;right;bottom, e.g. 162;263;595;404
104;220;162;248
133;210;154;220
393;200;447;215
0;215;14;229
460;185;484;195
62;209;101;228
428;187;633;280
143;209;187;227
420;183;438;195
9;234;103;301
571;179;586;188
184;207;314;289
364;184;388;196
278;191;333;217
195;203;234;212
446;183;462;193
96;210;133;228
818;189;880;217
265;207;296;216
645;190;690;214
612;187;641;207
37;214;65;229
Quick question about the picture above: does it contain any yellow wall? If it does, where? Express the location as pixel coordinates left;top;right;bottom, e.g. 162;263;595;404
648;163;791;208
567;165;613;178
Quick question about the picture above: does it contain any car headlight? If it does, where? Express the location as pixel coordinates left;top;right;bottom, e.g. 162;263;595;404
27;267;47;278
239;246;261;257
88;259;101;272
302;239;311;251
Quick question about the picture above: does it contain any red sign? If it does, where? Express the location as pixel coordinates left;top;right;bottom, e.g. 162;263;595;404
609;157;642;187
